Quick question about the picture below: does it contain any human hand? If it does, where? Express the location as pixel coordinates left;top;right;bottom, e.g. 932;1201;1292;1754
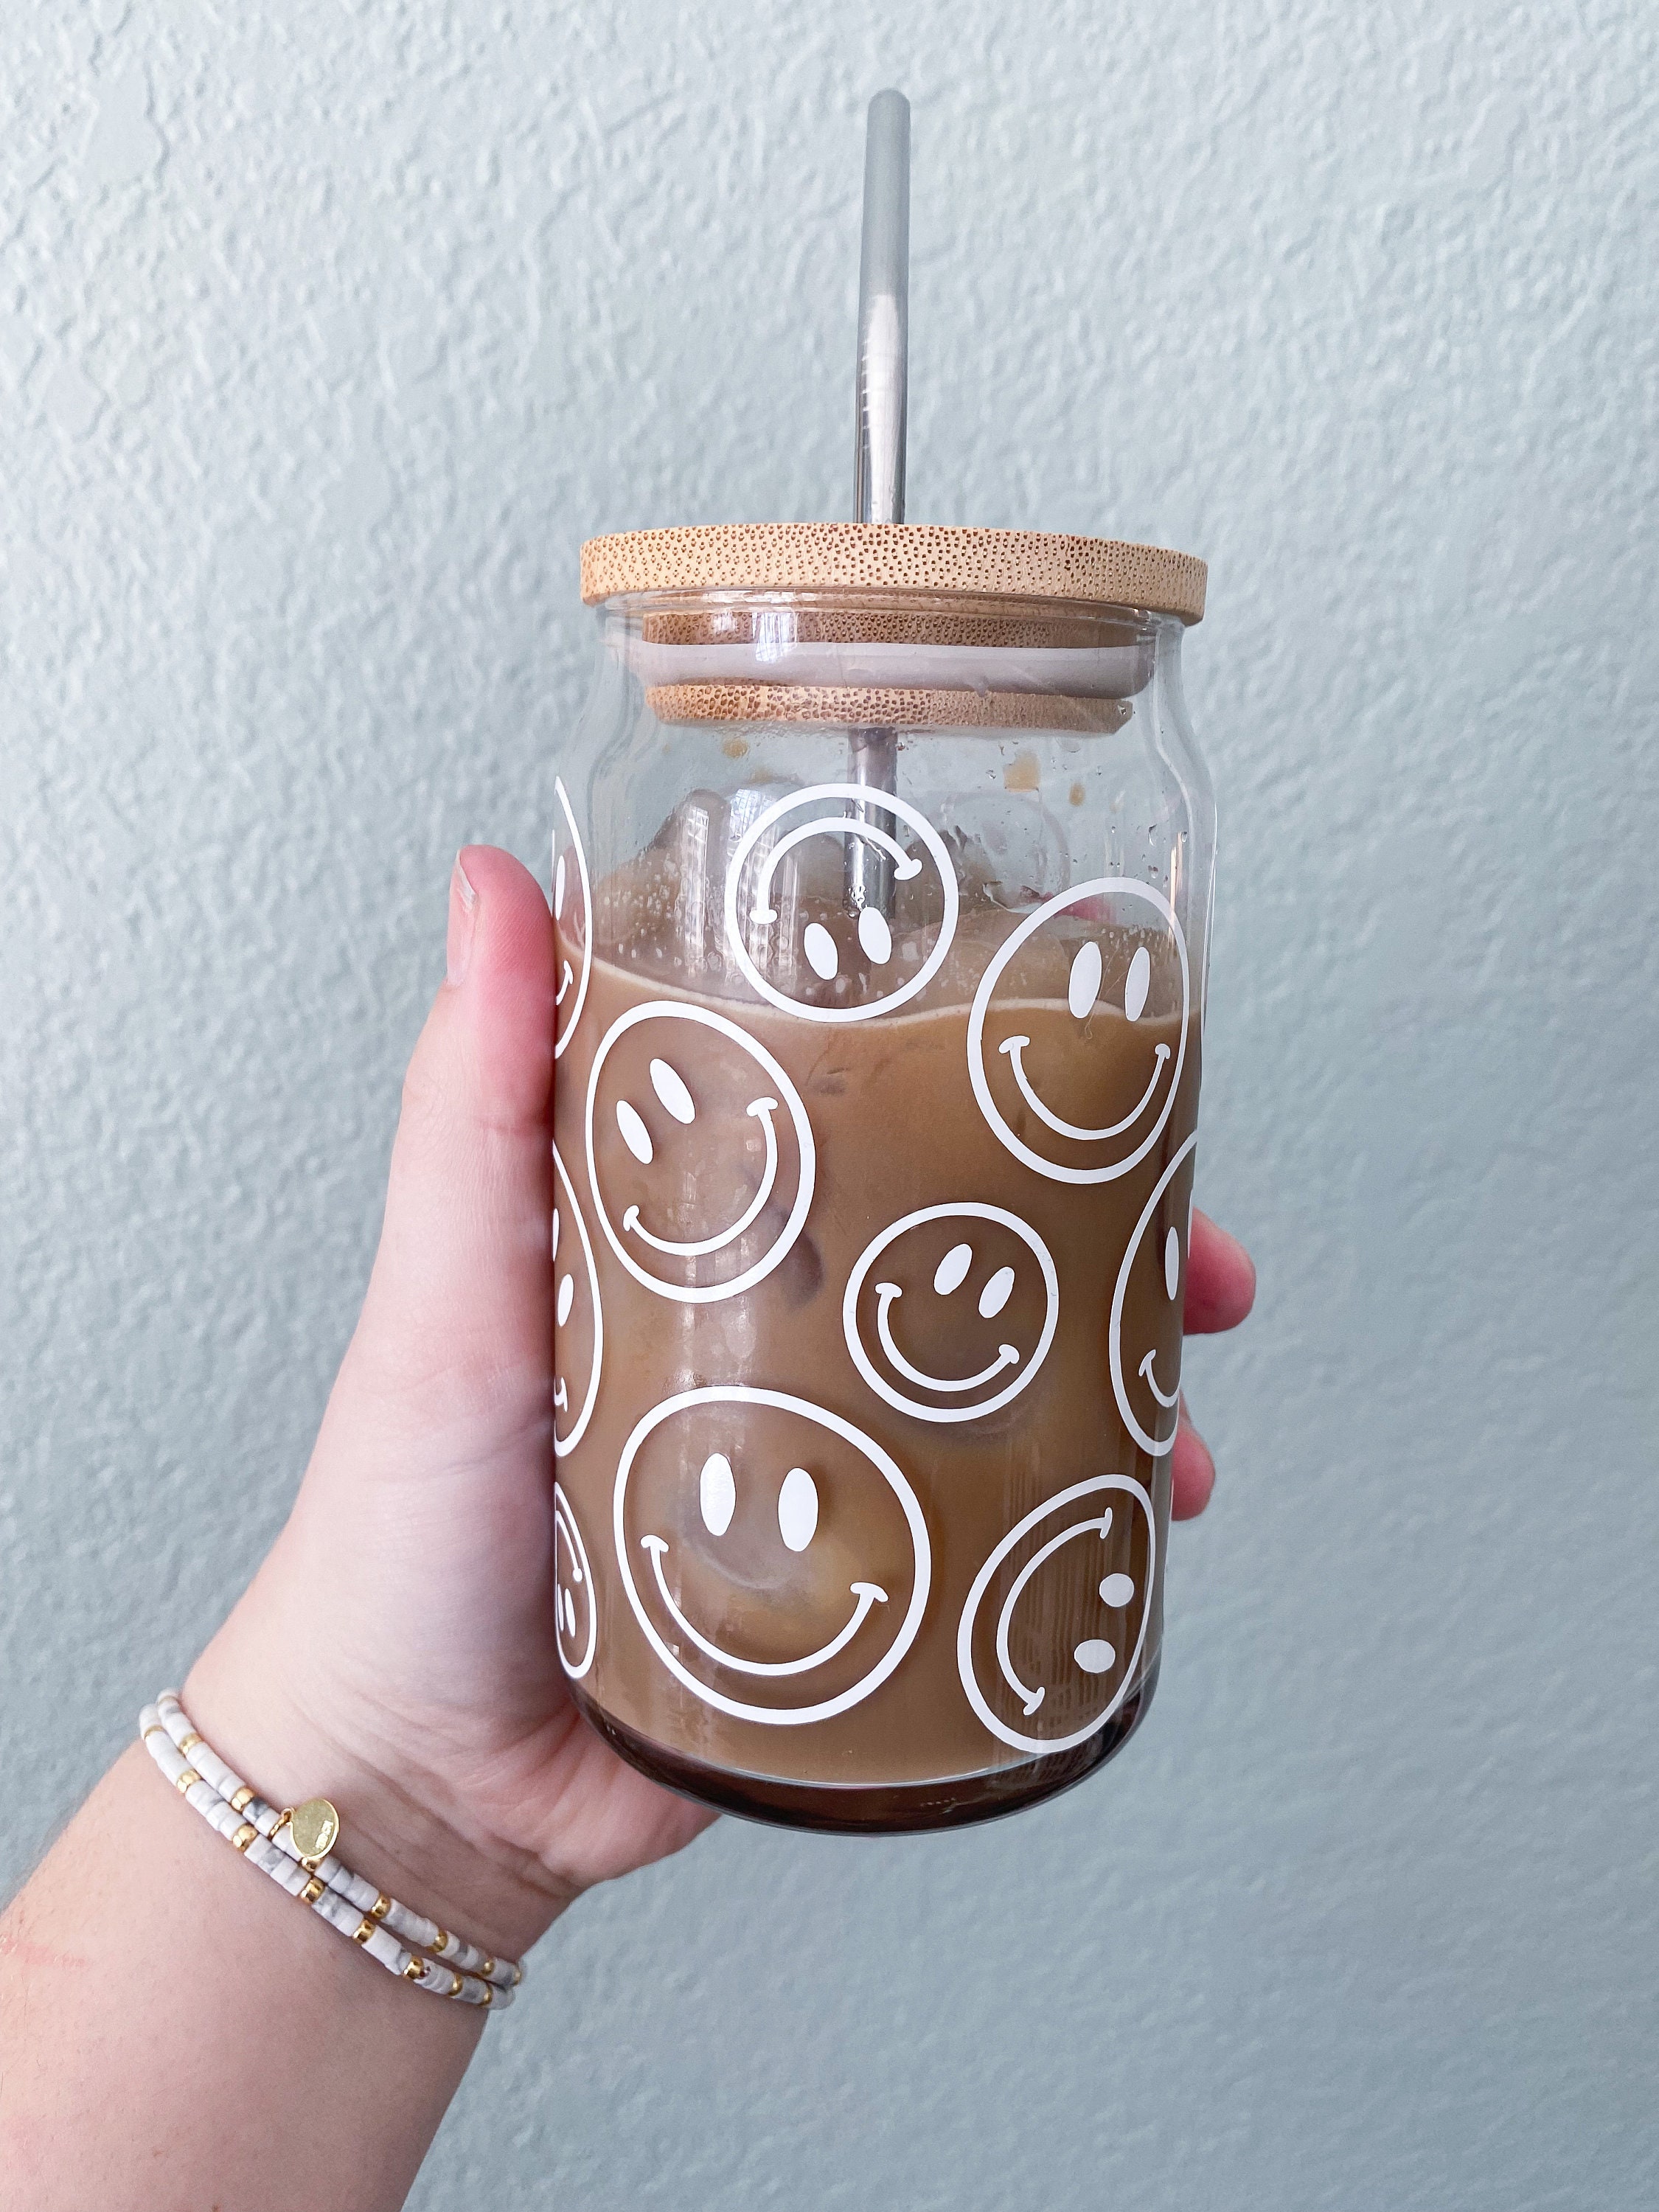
187;847;1254;1964
1170;1208;1256;1519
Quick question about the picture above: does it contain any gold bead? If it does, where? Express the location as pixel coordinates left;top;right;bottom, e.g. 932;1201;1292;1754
300;1876;325;1905
429;1927;449;1955
369;1892;392;1921
512;1961;524;1986
481;1957;495;1978
229;1784;254;1814
403;1957;425;1982
480;1983;494;2008
175;1769;201;1794
449;1972;463;1998
142;1723;166;1742
178;1731;203;1753
232;1823;259;1852
352;1916;376;1945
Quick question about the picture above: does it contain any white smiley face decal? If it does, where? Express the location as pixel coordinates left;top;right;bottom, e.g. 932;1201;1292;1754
551;1143;604;1458
552;776;593;1060
841;1203;1060;1425
613;1385;931;1726
967;878;1189;1184
585;1002;816;1304
956;1475;1155;1756
723;782;959;1023
1109;1130;1197;1457
553;1481;598;1680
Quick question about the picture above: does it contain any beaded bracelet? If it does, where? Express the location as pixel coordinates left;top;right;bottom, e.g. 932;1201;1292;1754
139;1694;522;2010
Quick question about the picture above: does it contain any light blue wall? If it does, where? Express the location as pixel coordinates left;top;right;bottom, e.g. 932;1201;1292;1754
4;3;1655;2205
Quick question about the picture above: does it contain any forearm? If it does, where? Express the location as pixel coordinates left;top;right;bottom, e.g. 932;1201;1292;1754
0;1744;482;2211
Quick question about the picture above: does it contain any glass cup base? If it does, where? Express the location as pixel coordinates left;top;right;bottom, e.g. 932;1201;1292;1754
571;1658;1161;1836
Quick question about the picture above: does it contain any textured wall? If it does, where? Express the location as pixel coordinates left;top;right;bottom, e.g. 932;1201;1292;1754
4;2;1657;2205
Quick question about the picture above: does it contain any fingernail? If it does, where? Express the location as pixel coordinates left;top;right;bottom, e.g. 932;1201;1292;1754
446;852;477;987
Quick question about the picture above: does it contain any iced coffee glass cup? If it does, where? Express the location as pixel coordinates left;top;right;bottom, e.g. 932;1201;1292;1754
550;523;1211;1832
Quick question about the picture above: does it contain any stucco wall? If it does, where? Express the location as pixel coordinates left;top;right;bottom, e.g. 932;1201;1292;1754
3;3;1655;2205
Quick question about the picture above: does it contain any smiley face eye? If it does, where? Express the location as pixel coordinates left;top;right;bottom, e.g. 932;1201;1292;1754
1074;1638;1116;1674
615;1099;654;1164
933;1242;974;1295
857;906;893;966
1068;939;1102;1020
977;1265;1015;1319
1164;1227;1180;1300
554;853;568;920
1124;944;1151;1023
777;1466;819;1552
700;1452;736;1537
802;922;839;980
551;1205;561;1262
1099;1573;1136;1607
649;1057;696;1124
556;1272;574;1327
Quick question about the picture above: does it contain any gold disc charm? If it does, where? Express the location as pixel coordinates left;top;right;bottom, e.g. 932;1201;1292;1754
289;1798;341;1863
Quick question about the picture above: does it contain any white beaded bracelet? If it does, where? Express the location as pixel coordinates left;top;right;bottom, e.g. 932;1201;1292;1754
139;1694;523;2010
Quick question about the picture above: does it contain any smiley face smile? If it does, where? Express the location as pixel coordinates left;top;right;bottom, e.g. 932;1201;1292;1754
995;1507;1114;1716
1137;1347;1181;1408
552;1482;597;1680
997;1032;1171;1143
1109;1129;1198;1456
750;815;920;924
551;1144;603;1458
639;1534;888;1677
872;1282;1020;1392
622;1095;780;1257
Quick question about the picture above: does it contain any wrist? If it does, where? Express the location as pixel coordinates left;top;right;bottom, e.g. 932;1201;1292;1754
183;1620;570;1966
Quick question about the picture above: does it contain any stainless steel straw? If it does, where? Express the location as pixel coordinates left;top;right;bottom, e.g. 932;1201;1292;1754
847;88;910;920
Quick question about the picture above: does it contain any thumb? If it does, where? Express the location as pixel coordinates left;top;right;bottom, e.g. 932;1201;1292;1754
342;845;557;1442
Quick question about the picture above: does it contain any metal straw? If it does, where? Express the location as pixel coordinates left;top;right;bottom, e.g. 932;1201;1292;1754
847;88;910;921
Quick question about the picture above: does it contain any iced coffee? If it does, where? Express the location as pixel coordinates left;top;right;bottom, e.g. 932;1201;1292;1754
546;537;1213;1834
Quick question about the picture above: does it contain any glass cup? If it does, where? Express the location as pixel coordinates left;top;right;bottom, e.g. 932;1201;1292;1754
549;524;1212;1833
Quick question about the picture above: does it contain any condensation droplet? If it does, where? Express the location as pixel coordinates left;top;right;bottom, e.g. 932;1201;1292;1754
858;905;893;966
650;1057;696;1124
616;1099;654;1164
1068;939;1103;1021
1164;1225;1180;1300
1074;1638;1116;1674
556;1272;574;1328
700;1453;736;1537
803;922;839;980
1099;1573;1136;1607
978;1264;1016;1318
778;1465;819;1552
933;1242;974;1295
1124;945;1151;1023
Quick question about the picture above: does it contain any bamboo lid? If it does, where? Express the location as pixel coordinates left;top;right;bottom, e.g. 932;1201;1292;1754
580;523;1206;624
643;682;1130;733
